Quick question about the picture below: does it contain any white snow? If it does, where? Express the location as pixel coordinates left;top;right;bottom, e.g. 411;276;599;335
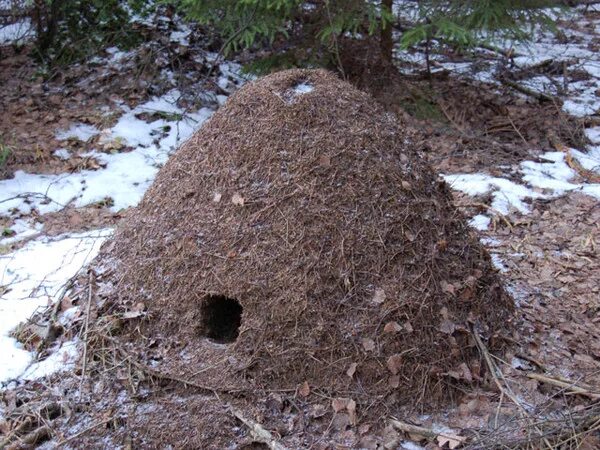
56;123;100;142
170;27;191;46
400;442;426;450
0;219;43;246
491;254;509;272
469;214;491;231
21;339;79;380
0;229;111;384
294;82;314;94
443;173;538;214
585;127;600;144
53;148;71;160
444;149;600;216
0;19;33;44
0;90;214;217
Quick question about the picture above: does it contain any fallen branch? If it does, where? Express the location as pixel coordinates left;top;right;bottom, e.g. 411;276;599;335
390;418;467;448
6;426;51;450
500;79;556;103
0;417;34;448
97;333;242;394
473;330;553;449
527;373;600;400
230;406;288;450
55;416;115;448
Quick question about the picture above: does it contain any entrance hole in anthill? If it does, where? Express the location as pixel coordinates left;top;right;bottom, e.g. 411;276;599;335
199;295;243;344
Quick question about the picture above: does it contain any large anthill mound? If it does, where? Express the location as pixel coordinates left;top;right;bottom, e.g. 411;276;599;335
98;68;513;409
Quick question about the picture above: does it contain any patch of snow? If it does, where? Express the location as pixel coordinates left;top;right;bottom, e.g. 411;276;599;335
444;150;600;217
294;82;314;95
0;229;112;384
585;127;600;145
522;151;600;198
480;237;501;247
170;28;191;46
0;91;214;217
56;123;100;142
53;148;71;160
0;219;43;246
218;76;230;91
490;254;508;272
562;99;598;117
0;19;33;45
469;214;491;231
442;173;538;214
572;146;600;174
400;442;426;450
21;339;79;380
104;46;133;64
216;95;228;106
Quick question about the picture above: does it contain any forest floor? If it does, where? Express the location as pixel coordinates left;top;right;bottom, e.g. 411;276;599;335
0;2;600;449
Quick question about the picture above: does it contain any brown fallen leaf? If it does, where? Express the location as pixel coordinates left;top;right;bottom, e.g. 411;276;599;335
372;288;386;304
346;362;358;378
231;193;244;206
122;302;146;320
384;321;402;334
298;381;310;398
347;399;357;426
362;338;376;352
436;432;466;449
386;354;403;375
332;397;349;413
439;319;456;335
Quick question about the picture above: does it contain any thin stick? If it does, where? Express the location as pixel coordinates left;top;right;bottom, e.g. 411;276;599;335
230;406;288;450
527;373;600;400
79;272;93;393
473;331;553;449
55;416;115;447
390;418;466;446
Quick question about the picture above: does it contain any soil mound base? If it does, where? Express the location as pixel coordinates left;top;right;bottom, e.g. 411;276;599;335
97;68;513;410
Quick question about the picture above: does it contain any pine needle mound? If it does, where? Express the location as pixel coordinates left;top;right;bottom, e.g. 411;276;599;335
98;68;513;407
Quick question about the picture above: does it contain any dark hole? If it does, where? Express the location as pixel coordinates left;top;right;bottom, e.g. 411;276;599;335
199;295;243;344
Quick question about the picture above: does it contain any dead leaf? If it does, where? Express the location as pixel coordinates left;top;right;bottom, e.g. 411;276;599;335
213;192;222;202
358;423;370;435
122;302;146;320
346;362;358;378
441;280;456;295
384;321;402;334
436;432;466;449
231;193;244;206
298;381;310;397
347;399;357;426
309;404;327;418
60;295;74;312
401;180;412;190
403;322;414;333
362;338;376;352
319;155;331;167
439;319;456;335
389;375;400;388
386;354;403;375
332;397;349;413
372;288;386;304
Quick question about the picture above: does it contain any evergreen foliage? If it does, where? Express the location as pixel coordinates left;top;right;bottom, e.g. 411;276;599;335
400;0;560;51
176;0;393;60
32;0;150;66
177;0;562;73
